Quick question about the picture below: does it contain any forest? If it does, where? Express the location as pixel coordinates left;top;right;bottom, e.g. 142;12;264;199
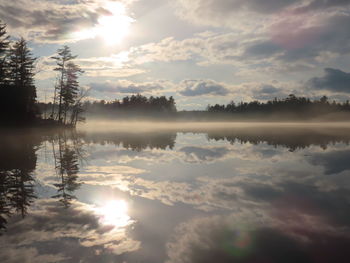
39;93;350;121
206;94;350;115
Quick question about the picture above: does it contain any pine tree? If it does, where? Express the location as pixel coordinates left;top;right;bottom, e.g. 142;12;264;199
62;61;83;124
51;46;77;123
8;38;37;120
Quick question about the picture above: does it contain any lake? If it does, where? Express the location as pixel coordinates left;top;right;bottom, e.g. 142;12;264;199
1;123;350;263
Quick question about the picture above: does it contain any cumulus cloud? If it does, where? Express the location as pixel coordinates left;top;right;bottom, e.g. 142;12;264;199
122;0;341;75
307;68;350;93
117;16;350;76
180;146;229;162
180;80;229;96
251;83;294;100
89;79;166;94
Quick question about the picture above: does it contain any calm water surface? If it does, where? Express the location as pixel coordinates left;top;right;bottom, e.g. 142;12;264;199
1;124;350;263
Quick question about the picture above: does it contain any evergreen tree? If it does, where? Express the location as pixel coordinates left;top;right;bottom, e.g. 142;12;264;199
51;46;77;123
8;38;37;120
62;61;83;124
51;46;84;125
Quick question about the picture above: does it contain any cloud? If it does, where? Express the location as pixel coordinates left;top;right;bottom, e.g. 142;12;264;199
309;149;350;174
295;0;350;12
166;209;350;263
251;83;294;100
180;80;230;96
174;0;302;28
243;40;284;58
174;0;350;28
0;199;140;262
180;146;229;162
118;14;350;75
36;53;146;80
89;80;165;94
307;68;350;93
0;0;135;43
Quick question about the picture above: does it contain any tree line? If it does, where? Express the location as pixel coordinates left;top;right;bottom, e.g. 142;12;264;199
0;21;85;126
84;94;177;113
207;94;350;117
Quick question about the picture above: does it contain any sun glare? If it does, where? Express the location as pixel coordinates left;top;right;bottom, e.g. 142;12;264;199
72;2;133;45
94;200;130;227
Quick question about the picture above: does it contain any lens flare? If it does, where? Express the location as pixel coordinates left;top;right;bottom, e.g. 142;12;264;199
223;226;254;259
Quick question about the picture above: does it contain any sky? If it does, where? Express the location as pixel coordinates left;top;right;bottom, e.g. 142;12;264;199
1;0;350;110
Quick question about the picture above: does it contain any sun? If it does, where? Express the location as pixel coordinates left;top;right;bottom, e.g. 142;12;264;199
97;2;134;45
72;2;134;45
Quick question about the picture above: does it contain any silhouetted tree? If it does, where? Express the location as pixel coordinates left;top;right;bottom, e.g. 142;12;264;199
51;46;77;123
62;61;84;124
0;23;39;124
206;94;350;119
83;94;177;115
8;38;38;120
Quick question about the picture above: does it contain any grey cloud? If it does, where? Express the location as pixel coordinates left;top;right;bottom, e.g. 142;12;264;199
309;149;350;174
242;0;300;14
180;80;229;96
260;85;279;94
251;84;291;100
172;0;350;69
295;0;350;12
176;0;350;28
243;41;283;58
90;81;164;94
180;146;229;162
307;68;350;93
0;1;110;43
275;14;350;62
176;0;301;22
124;19;350;75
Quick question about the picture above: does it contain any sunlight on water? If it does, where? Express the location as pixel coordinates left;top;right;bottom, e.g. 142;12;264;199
94;200;130;228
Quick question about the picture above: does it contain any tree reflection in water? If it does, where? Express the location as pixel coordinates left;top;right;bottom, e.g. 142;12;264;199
0;131;38;231
51;130;84;207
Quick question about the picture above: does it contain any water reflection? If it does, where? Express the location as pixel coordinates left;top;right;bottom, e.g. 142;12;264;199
79;126;350;151
0;125;350;262
0;131;38;230
51;131;83;207
94;200;130;227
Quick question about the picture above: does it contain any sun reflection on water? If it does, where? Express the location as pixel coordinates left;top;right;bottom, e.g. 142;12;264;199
94;200;131;228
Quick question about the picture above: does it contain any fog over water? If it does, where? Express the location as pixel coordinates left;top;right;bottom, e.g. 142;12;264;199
1;122;350;263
